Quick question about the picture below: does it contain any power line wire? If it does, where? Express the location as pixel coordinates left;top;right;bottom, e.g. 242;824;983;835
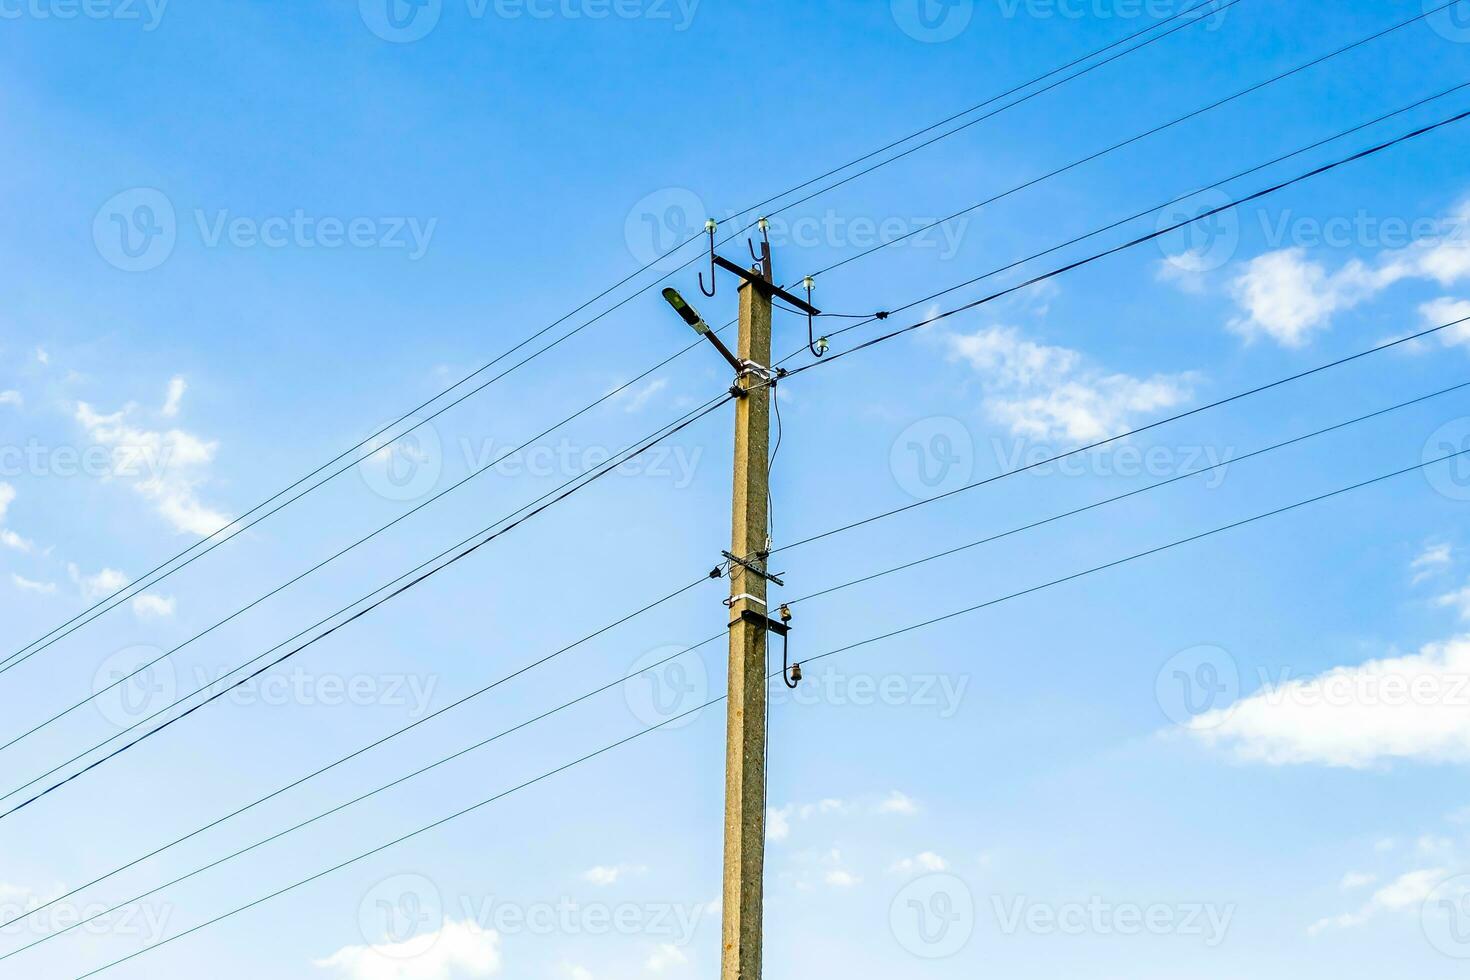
1;0;1235;676
804;7;1462;282
812;78;1470;344
785;380;1470;605
773;315;1470;559
0;586;722;937
12;374;1462;955
0;395;732;822
785;105;1470;386
70;443;1470;979
0;0;1289;719
0;337;710;751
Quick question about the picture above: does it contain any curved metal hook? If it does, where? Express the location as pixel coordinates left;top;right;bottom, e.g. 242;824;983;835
804;276;828;358
698;220;718;297
747;217;771;272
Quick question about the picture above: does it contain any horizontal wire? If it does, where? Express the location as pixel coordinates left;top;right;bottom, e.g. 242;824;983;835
1;0;1230;677
72;442;1470;979
12;373;1463;954
0;396;733;823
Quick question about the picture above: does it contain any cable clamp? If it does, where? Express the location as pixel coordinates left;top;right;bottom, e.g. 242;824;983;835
738;360;774;382
723;592;766;609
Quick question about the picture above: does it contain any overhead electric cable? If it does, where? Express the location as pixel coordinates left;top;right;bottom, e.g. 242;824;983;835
1;0;1239;675
10;374;1462;953
71;444;1470;979
0;395;733;822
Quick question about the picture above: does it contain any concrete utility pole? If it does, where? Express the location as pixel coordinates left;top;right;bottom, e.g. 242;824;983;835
661;226;819;980
721;256;773;980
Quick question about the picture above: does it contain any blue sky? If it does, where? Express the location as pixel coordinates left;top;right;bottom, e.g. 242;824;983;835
4;0;1470;977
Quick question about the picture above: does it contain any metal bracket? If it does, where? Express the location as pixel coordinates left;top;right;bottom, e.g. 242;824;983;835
728;608;790;636
738;360;774;383
722;550;784;587
713;255;822;316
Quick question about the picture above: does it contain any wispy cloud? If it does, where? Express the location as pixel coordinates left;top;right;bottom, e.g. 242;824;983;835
1222;198;1470;347
74;395;229;537
1309;869;1447;935
876;791;919;816
161;375;186;418
314;919;501;979
131;594;176;619
11;573;56;595
612;377;669;414
645;943;687;972
1186;636;1470;767
945;326;1196;444
1414;543;1453;585
890;852;948;874
582;864;647;887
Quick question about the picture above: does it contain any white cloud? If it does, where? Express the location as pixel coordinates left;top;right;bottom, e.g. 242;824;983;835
1155;249;1215;294
131;593;176;619
1413;543;1453;584
0;483;25;552
644;944;687;972
1309;869;1447;935
161;376;187;418
890;852;948;874
1340;872;1377;891
798;799;847;819
1227;249;1392;347
74;399;229;537
68;564;129;600
945;326;1196;444
563;965;593;980
767;807;791;842
613;377;669;414
11;574;56;595
1187;636;1470;767
876;791;919;816
314;919;501;980
1437;584;1470;621
947;325;1080;388
767;798;850;843
824;870;862;888
1226;200;1470;347
0;484;27;552
35;347;48;365
1420;297;1470;346
0;390;20;407
582;864;646;887
0;529;31;552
